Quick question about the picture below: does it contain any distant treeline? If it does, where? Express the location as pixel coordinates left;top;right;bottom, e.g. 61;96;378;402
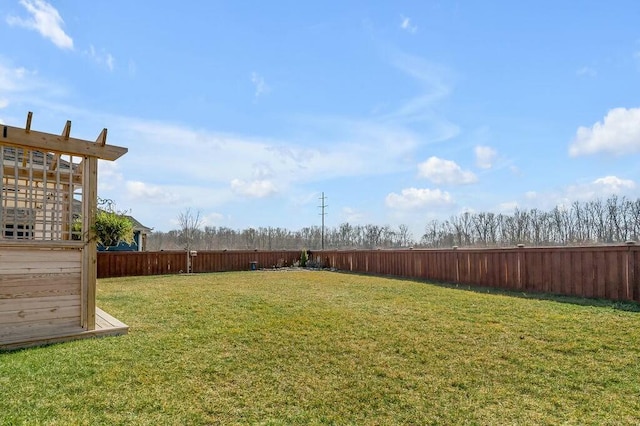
147;223;414;251
147;195;640;251
422;195;640;248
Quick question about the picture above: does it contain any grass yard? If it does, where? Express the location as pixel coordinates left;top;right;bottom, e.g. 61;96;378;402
2;270;640;425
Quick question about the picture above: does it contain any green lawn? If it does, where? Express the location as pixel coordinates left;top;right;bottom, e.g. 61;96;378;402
2;271;640;425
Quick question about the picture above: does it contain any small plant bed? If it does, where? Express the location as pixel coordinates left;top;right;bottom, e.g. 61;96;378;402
2;271;640;424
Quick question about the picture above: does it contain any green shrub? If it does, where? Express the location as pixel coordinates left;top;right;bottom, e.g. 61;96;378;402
72;211;134;247
94;211;134;247
300;249;308;267
71;218;83;241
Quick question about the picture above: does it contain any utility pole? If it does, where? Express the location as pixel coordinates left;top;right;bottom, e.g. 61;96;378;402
319;192;328;250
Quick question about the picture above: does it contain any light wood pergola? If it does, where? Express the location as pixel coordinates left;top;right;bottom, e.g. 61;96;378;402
0;112;129;350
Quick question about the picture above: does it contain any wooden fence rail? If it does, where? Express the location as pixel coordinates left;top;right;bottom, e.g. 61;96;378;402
97;245;640;302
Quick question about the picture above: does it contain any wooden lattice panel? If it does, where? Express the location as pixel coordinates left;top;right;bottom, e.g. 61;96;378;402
0;146;82;241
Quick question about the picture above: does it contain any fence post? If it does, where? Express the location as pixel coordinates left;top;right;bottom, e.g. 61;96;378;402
517;244;525;290
626;241;635;301
453;246;459;283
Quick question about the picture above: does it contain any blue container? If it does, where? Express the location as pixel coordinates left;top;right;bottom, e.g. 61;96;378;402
250;261;258;271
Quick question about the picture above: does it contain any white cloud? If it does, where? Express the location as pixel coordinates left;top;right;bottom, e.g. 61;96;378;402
497;201;519;213
576;66;597;77
230;178;277;198
562;176;636;204
517;176;637;212
98;160;124;191
251;72;270;99
592;175;635;192
128;60;137;78
385;53;457;134
86;45;115;71
202;212;225;227
418;156;477;185
400;15;417;34
251;162;274;180
125;181;183;205
474;145;497;169
386;188;453;210
341;207;365;223
0;63;34;92
569;107;640;156
117;114;423;190
0;62;66;112
7;0;73;50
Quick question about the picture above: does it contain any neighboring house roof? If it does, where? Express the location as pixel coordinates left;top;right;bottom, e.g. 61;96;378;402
1;146;77;171
123;215;153;232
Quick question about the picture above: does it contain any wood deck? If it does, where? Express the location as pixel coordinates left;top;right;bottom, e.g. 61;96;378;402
0;307;128;351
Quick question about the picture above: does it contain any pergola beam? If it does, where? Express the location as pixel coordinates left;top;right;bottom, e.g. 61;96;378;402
1;113;127;161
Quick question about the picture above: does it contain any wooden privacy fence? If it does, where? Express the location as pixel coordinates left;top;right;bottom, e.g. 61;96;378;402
97;245;640;302
320;245;640;302
97;250;301;278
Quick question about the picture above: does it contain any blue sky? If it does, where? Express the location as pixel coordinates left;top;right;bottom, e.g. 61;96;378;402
1;1;639;238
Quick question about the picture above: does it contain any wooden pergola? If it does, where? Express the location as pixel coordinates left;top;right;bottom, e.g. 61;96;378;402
0;112;129;350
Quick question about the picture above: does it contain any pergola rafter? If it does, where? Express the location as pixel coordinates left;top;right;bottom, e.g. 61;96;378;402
2;115;126;161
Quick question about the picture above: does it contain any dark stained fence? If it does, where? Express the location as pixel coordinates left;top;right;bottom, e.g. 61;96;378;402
321;245;640;302
97;250;301;278
191;250;301;273
97;245;640;302
97;251;187;278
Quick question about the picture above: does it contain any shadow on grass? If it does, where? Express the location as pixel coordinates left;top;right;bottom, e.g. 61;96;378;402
427;280;640;312
331;270;640;312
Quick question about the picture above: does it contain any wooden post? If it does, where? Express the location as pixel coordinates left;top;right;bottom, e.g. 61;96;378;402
81;157;98;330
453;246;459;283
516;244;524;290
626;241;636;301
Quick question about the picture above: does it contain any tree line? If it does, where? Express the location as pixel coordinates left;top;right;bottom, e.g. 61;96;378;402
147;219;414;251
421;195;640;248
146;195;640;251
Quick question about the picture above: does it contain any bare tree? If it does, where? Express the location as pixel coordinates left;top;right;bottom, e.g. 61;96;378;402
397;224;413;247
177;208;203;251
364;224;384;248
337;222;354;248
